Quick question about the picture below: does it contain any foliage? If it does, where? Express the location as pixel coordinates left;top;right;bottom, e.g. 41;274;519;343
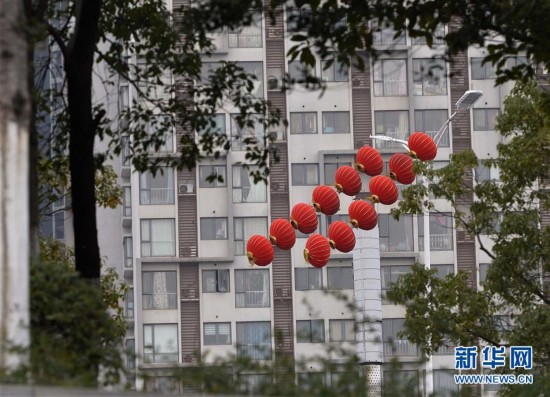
388;80;550;395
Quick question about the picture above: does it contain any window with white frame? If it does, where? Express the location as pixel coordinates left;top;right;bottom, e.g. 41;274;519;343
412;58;447;96
236;321;272;360
196;113;226;137
123;186;132;217
473;108;499;131
288;60;314;82
415;109;449;147
321;59;348;82
203;322;232;345
471;57;496;79
202;269;230;293
230;113;265;151
378;214;414;252
199;165;227;188
294;268;322;290
291;163;319;185
296;320;325;343
143;324;179;363
145;114;174;152
329;319;355;342
124;288;134;318
432;264;455;280
142;271;178;310
327;267;354;290
123;236;133;267
433;370;459;397
200;217;228;240
322;112;350;134
234;217;268;255
232;165;267;203
479;263;490;284
374;111;409;149
235;269;270;308
229;13;262;48
373;59;407;96
381;265;411;297
418;213;454;251
139;168;174;205
382;319;418;357
140;219;176;257
290;112;317;134
475;161;500;182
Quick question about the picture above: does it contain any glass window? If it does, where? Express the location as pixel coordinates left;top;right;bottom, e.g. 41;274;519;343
238;62;264;98
123;236;133;268
475;161;500;182
412;59;447;96
286;6;312;33
378;214;413;252
139;168;174;205
411;24;445;45
291;163;319;185
200;217;228;240
415;109;449;147
232;165;267;203
136;57;172;102
381;265;411;292
199;165;227;188
290;112;317;134
196;113;226;136
479;263;490;284
327;267;354;290
234;217;268;255
432;264;454;279
373;59;407;96
295;268;322;290
418;213;453;251
140;219;176;257
235;269;270;308
296;320;325;343
374;111;409;149
142;271;178;310
321;59;349;82
473;108;499;131
143;324;178;363
236;321;272;360
382;318;418;357
329;319;355;342
202;269;230;293
371;20;406;45
124;288;134;318
203;322;232;345
145;114;174;152
471;57;496;79
230;113;265;151
322;112;350;134
324;162;352;185
125;339;135;370
229;13;262;48
433;370;459;397
123;186;132;216
288;60;314;82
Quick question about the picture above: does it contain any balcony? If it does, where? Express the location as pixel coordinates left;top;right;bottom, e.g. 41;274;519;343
140;188;175;205
419;233;453;251
383;340;419;357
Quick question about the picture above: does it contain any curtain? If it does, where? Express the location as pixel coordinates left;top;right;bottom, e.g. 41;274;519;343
330;320;342;341
151;219;175;256
152;272;168;309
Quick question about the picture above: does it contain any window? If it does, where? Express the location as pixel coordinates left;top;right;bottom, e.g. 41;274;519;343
236;322;271;360
382;319;417;356
473;108;499;131
232;165;267;203
203;322;231;345
475;161;500;182
296;320;325;343
234;217;268;255
136;57;172;102
290;112;317;134
200;217;228;240
123;186;131;216
142;271;177;310
286;6;312;32
41;210;65;240
199;165;227;188
415;109;449;147
124;288;134;318
230;113;265;151
479;263;490;284
143;324;178;363
505;56;528;70
139;169;174;205
329;319;355;342
324;162;352;185
321;60;348;82
322;112;350;134
412;59;447;96
288;61;314;82
201;61;223;83
471;57;496;79
295;268;322;290
140;219;176;257
123;236;133;267
145;114;174;152
373;59;407;96
235;269;270;308
196;113;226;137
125;339;135;370
229;14;262;48
327;267;354;290
374;111;409;149
291;163;319;185
371;20;406;45
411;24;445;45
238;62;264;97
432;264;454;279
381;266;411;294
433;370;459;397
378;214;413;252
418;213;453;251
202;269;230;293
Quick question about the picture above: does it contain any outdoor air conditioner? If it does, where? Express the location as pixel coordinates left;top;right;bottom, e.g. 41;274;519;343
178;183;194;194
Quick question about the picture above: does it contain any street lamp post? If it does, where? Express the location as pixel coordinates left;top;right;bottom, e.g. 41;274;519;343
369;89;483;395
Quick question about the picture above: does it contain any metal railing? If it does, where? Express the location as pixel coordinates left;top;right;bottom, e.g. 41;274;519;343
235;291;269;308
237;344;272;360
142;293;178;310
419;233;453;251
228;34;262;48
374;80;408;96
140;188;175;205
383;340;419;357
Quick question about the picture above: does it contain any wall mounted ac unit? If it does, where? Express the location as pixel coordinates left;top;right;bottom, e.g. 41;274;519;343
179;183;194;194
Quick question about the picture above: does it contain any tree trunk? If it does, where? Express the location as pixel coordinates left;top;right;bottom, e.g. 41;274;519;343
0;0;31;369
65;0;104;280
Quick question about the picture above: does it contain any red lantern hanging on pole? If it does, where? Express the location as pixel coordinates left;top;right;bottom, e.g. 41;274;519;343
290;203;318;234
328;221;356;253
335;165;362;196
269;219;296;250
348;200;378;230
389;153;416;185
369;175;399;205
304;234;331;268
246;235;274;266
312;185;340;216
408;132;437;161
356;145;384;176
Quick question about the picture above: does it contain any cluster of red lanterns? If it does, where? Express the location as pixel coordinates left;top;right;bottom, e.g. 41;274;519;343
246;132;438;268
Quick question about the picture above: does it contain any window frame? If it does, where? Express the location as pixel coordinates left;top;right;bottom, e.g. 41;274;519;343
199;165;227;188
471;57;496;80
418;213;454;251
142;271;178;310
236;321;272;360
203;322;232;345
289;112;318;134
139;168;175;205
291;163;319;186
294;268;323;290
321;59;349;82
322;111;350;134
296;319;325;343
202;269;230;293
140;218;176;257
415;109;450;147
329;319;355;342
472;108;500;131
373;59;408;97
327;266;354;290
235;269;271;308
234;217;268;256
232;165;267;203
200;217;229;240
143;323;179;363
412;58;447;96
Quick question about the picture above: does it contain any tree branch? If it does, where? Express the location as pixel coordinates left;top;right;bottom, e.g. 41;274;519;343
47;24;68;58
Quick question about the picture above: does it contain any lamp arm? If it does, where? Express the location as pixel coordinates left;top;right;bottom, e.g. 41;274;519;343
433;111;458;146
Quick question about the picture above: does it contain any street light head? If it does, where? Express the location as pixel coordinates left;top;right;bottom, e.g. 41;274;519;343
456;90;483;111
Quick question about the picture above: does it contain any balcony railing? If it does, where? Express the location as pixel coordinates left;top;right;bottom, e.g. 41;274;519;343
383;340;419;357
140;188;175;205
142;293;178;310
374;80;408;96
237;344;272;360
235;291;269;308
373;132;409;150
433;344;455;355
228;34;262;48
419;233;453;251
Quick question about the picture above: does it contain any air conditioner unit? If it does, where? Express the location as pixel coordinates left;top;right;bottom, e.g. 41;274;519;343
179;183;194;194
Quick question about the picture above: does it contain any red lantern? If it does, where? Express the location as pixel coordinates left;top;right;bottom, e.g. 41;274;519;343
312;185;340;216
369;175;399;205
246;235;274;266
328;221;356;253
356;145;384;176
348;200;378;230
269;219;296;250
335;165;362;196
304;234;331;268
389;153;416;185
408;132;437;161
290;203;318;234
